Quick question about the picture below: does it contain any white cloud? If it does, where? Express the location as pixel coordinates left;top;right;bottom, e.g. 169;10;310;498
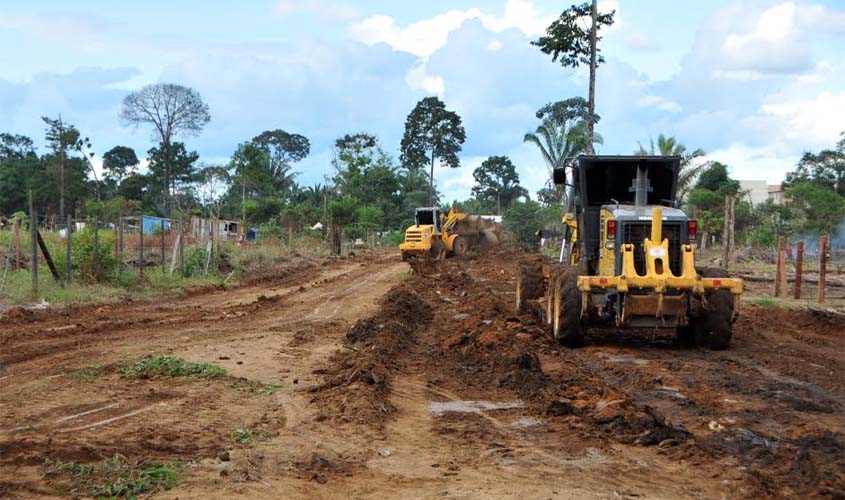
487;40;504;51
636;95;682;113
761;90;845;146
621;30;659;51
421;76;445;96
272;0;358;21
703;144;798;184
350;0;556;58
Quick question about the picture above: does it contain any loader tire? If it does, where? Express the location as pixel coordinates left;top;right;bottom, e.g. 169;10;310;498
430;240;446;260
516;260;544;313
692;267;734;350
451;236;469;257
553;267;585;347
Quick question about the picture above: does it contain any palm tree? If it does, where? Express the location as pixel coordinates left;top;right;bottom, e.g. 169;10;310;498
635;134;706;203
524;118;600;207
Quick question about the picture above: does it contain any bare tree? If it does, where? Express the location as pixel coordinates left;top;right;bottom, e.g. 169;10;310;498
119;83;210;215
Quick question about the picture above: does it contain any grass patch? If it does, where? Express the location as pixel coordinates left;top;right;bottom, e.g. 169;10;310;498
749;297;796;309
231;427;272;445
72;364;105;381
44;455;183;498
225;379;282;396
119;356;227;379
400;271;413;282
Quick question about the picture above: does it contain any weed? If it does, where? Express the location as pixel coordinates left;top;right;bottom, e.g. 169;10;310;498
231;427;272;445
401;271;413;282
44;455;183;498
749;297;795;309
119;356;227;379
73;364;105;381
224;380;282;395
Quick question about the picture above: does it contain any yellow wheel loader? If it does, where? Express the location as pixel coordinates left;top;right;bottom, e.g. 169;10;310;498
399;207;475;262
516;156;743;349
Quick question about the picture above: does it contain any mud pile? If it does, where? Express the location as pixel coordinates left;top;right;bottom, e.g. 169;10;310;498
452;216;508;252
309;286;432;428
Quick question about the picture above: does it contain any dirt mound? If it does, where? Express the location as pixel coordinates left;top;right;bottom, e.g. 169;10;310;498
310;286;432;429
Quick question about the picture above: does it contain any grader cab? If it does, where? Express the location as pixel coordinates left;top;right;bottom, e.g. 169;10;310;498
516;156;743;349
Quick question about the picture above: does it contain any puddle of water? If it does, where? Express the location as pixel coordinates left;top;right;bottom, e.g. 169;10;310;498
428;400;525;416
510;417;544;429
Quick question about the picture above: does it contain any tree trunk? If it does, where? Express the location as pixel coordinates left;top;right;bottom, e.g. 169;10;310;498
429;146;436;206
586;0;598;155
164;139;172;217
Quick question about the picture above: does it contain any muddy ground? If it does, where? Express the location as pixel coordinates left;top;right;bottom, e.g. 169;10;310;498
0;250;842;499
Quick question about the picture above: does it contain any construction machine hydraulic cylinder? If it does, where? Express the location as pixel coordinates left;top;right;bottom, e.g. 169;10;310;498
651;207;663;243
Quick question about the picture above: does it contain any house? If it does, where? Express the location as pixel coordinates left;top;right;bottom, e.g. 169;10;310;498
738;180;768;205
767;184;786;204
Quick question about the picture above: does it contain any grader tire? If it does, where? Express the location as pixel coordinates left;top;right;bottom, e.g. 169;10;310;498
553;267;585;347
691;267;734;350
516;261;544;313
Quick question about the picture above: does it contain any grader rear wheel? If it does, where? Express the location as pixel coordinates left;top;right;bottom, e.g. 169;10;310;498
552;267;585;347
515;260;544;313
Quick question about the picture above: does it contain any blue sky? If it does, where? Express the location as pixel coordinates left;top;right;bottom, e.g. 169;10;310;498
2;0;844;202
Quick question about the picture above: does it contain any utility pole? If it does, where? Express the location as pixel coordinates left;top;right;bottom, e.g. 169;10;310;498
586;0;598;155
58;114;66;220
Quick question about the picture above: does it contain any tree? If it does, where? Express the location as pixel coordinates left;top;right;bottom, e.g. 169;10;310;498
687;162;741;241
635;134;706;203
102;146;139;184
524;99;598;206
251;129;310;194
42;115;81;218
785;181;844;235
119;83;211;215
533;2;615;152
400;96;466;204
472;156;527;214
0;133;36;160
147;142;199;210
503;200;545;250
784;132;845;197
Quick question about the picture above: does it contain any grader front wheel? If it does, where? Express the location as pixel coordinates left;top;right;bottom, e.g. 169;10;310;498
515;260;544;313
552;267;585;347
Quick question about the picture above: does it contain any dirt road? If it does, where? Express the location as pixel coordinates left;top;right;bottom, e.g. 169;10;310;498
1;251;842;499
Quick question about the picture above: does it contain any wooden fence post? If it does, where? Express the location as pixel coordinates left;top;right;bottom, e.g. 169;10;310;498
179;214;185;278
66;215;72;284
774;236;786;298
139;216;145;278
14;218;21;271
161;219;166;272
92;218;100;280
29;190;38;296
818;235;828;303
794;240;803;299
118;216;124;269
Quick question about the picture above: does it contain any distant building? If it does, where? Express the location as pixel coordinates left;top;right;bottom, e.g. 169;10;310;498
767;184;786;205
738;180;768;205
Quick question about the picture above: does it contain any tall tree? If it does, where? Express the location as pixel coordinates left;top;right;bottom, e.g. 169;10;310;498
102;146;139;184
251;129;310;195
400;96;466;204
147;142;199;211
635;134;706;203
472;156;527;214
42;115;80;219
119;83;211;215
533;2;615;152
784;132;845;197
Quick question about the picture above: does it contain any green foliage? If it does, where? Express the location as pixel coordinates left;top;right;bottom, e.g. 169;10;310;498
503;200;545;250
400;97;466;202
532;3;616;67
231;427;272;445
102;146;139;183
53;226;119;283
785;181;845;234
44;455;182;498
119;356;227;379
471;156;527;213
687;162;742;237
328;195;359;226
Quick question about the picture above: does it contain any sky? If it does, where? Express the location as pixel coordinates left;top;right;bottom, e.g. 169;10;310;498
1;0;844;203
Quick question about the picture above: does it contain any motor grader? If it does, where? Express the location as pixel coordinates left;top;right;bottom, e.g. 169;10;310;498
516;156;743;349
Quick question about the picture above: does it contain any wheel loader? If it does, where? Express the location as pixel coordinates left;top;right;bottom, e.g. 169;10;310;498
399;207;500;261
516;156;743;349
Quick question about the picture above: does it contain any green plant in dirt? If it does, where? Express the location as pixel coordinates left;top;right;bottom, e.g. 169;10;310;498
119;356;227;379
749;297;794;309
231;427;272;445
72;364;105;381
44;455;183;498
183;246;209;277
53;226;119;283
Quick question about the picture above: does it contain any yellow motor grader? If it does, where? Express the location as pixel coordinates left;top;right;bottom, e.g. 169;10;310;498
516;156;743;349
